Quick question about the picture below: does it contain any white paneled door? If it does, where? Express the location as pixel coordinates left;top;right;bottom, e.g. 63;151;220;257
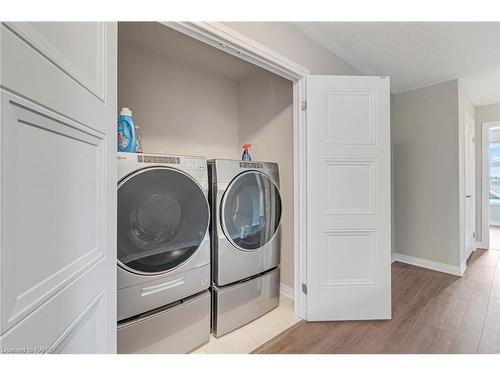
465;112;476;259
306;75;391;321
0;23;117;353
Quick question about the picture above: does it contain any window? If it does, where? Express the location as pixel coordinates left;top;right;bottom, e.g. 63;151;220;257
489;143;500;205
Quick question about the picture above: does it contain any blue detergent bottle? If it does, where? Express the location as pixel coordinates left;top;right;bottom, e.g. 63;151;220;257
117;107;137;152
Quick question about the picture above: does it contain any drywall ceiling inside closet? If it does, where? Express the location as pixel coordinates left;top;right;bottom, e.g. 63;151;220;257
294;22;500;106
119;22;262;83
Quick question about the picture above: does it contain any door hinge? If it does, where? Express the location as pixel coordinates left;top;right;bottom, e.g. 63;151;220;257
300;100;307;111
473;232;476;238
301;283;307;294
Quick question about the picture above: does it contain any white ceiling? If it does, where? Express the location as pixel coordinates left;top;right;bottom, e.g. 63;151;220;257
293;22;500;106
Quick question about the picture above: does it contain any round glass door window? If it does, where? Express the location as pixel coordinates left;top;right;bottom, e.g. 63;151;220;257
117;167;209;274
221;171;282;251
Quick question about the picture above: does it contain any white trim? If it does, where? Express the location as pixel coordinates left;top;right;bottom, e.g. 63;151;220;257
392;253;465;276
161;22;310;320
476;241;485;249
460;108;476;272
279;283;294;301
161;22;310;81
293;77;307;319
459;258;467;276
465;246;474;264
481;121;500;250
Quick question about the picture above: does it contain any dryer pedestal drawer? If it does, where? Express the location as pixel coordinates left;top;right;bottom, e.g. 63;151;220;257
118;290;210;354
212;267;280;337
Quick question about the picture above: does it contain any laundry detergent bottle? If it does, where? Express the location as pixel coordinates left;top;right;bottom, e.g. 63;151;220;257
242;144;252;161
117;107;137;152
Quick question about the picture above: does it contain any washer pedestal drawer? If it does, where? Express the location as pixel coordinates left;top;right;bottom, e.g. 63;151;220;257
117;264;210;321
118;290;210;354
212;267;280;337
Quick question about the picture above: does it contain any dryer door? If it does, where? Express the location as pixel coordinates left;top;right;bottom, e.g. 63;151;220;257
118;167;209;274
221;171;282;251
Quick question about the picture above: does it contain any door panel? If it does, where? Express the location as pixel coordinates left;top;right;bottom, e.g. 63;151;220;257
0;92;105;331
306;75;391;321
5;22;105;100
56;293;106;354
1;23;109;131
321;88;376;145
0;22;117;353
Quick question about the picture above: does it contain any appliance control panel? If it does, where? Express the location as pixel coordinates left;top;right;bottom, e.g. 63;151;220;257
239;161;263;169
136;154;206;169
138;154;180;165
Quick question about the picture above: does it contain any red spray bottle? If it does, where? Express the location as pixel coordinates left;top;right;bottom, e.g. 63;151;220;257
242;144;252;161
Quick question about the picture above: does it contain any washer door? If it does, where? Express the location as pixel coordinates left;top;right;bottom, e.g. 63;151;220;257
221;171;282;251
118;167;209;274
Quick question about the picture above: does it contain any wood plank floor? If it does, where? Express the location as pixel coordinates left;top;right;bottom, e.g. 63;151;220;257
253;249;500;354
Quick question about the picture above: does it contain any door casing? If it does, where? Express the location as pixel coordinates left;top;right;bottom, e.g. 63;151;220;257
481;121;500;250
463;111;476;262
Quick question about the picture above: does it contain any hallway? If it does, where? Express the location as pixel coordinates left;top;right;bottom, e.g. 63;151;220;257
254;249;500;354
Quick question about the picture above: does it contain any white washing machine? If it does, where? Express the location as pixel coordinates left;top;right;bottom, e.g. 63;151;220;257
116;152;210;353
209;159;282;337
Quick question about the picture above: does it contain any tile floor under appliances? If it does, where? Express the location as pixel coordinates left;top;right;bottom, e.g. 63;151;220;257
190;295;301;354
254;249;500;354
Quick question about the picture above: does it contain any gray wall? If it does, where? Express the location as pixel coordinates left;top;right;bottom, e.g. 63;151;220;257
392;80;461;267
474;103;500;242
118;41;241;159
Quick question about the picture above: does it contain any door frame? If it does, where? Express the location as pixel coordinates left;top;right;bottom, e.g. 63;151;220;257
162;22;310;318
481;121;500;249
462;110;476;263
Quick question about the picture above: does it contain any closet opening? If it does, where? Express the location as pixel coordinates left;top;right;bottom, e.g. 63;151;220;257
117;21;298;353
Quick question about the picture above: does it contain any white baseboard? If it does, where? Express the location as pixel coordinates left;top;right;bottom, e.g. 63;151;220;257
475;241;485;249
459;258;467;276
279;283;294;300
392;252;464;276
